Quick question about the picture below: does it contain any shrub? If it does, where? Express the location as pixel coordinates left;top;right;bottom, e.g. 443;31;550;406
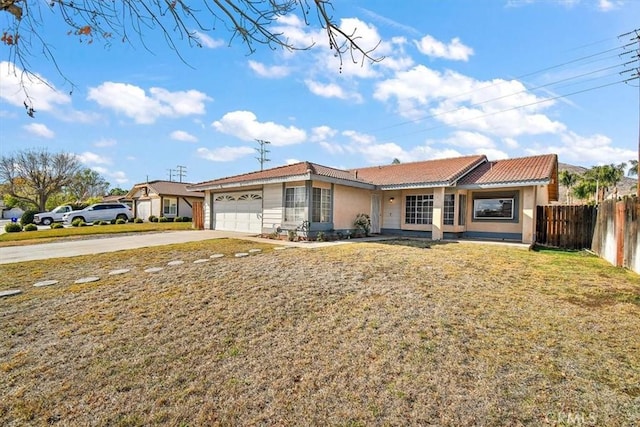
287;229;297;241
115;219;126;224
158;216;169;223
23;223;38;232
20;209;39;225
316;231;325;242
71;218;85;227
148;215;157;222
99;221;109;225
134;218;143;223
183;217;192;222
4;223;23;233
110;219;117;224
173;216;183;222
50;223;64;229
354;213;371;237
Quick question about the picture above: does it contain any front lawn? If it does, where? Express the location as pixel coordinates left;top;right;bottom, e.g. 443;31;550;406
1;240;638;425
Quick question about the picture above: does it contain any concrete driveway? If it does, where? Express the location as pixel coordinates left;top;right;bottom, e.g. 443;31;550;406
0;230;258;264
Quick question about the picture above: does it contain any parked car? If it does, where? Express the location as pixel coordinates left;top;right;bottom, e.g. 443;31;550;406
34;205;74;225
62;203;133;224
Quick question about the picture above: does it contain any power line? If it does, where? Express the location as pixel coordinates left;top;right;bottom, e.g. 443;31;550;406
255;139;271;171
176;165;187;183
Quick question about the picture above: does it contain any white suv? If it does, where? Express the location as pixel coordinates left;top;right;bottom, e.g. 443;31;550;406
63;203;133;224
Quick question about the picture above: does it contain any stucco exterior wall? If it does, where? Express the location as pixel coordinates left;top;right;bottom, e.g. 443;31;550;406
203;192;211;229
263;183;283;232
333;184;372;230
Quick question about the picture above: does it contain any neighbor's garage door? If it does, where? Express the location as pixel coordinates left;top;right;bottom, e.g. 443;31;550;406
213;192;262;233
136;200;151;220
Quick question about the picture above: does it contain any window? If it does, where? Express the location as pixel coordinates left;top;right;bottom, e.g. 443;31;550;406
458;194;467;226
312;187;331;223
473;198;514;219
405;195;433;224
163;198;178;216
285;187;306;222
444;194;455;225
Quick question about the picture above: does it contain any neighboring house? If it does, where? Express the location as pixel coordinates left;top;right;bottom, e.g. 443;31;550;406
101;194;132;206
126;180;204;220
187;154;558;244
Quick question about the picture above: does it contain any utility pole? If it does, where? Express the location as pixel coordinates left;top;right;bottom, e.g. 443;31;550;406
255;139;271;171
619;28;640;198
167;168;176;181
176;165;187;183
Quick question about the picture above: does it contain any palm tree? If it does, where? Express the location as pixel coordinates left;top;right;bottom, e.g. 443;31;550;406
559;170;578;204
584;163;626;202
629;159;638;177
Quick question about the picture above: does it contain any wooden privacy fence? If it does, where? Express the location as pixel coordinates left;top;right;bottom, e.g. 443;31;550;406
536;205;597;249
591;196;639;273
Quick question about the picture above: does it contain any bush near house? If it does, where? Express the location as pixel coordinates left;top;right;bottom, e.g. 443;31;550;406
4;223;23;233
23;224;38;232
20;209;39;226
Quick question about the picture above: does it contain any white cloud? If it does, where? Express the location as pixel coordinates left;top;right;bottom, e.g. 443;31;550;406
442;131;495;149
94;138;117;147
374;65;566;138
77;151;111;165
212;110;306;146
526;131;636;166
0;61;71;112
23;123;54;138
87;82;211;124
193;31;225;48
196;146;255;162
286;158;301;165
92;166;128;184
414;35;474;61
478;148;509;160
310;125;338;142
248;60;291;78
170;130;198;142
597;0;622;11
304;80;363;102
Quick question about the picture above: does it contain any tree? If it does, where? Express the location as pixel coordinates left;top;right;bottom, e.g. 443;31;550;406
1;1;381;111
629;159;638;177
574;163;627;203
391;158;401;164
65;168;110;202
0;148;81;211
558;170;578;204
109;187;129;196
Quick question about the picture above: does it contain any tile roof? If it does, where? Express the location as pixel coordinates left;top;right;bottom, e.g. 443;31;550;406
188;161;368;189
130;180;204;198
457;154;557;186
186;154;559;191
351;155;487;187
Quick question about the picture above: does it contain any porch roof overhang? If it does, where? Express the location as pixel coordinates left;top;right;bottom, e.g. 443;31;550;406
456;178;551;190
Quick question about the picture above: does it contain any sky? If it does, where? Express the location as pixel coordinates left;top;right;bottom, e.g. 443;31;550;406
1;0;639;189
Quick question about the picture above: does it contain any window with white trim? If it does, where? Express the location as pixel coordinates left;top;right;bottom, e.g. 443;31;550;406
285;187;306;222
405;194;433;224
312;187;331;223
163;197;178;216
444;194;455;225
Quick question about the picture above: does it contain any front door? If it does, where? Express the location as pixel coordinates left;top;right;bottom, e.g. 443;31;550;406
370;194;381;234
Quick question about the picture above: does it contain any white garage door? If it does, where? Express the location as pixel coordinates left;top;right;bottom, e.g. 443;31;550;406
136;200;151;220
213;192;263;233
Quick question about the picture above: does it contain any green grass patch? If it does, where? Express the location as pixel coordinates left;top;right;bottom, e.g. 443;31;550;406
0;221;193;247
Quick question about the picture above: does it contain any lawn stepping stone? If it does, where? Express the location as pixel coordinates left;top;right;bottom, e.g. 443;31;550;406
210;253;225;259
248;249;262;254
167;260;185;266
144;267;164;273
274;247;288;251
33;279;59;287
193;259;209;264
108;269;130;276
235;252;249;258
75;276;100;284
0;289;22;298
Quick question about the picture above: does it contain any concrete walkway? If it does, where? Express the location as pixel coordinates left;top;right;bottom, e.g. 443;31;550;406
0;230;397;264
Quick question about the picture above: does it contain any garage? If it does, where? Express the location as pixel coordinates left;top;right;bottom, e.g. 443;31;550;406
135;200;151;221
213;192;263;233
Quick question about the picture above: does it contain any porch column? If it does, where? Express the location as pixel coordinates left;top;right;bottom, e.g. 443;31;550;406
432;187;445;240
522;187;536;244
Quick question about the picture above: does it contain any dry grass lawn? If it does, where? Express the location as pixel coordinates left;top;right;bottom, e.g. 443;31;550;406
1;238;639;426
